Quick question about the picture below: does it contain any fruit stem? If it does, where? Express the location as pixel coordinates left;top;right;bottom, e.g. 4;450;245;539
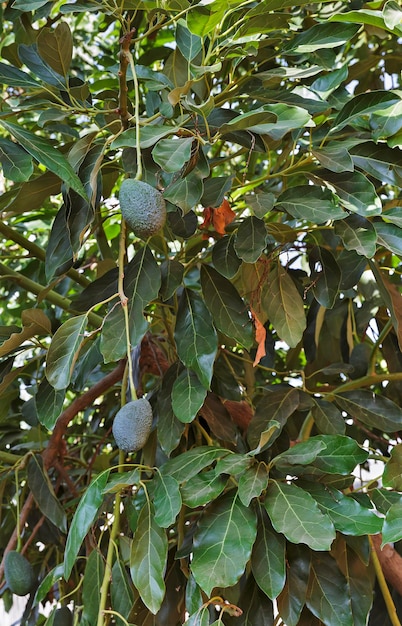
15;467;22;553
127;47;142;181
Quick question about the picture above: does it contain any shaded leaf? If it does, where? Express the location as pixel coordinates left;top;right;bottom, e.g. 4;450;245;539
309;246;341;309
382;502;402;545
334;90;400;130
191;490;257;596
277;546;311;626
172;368;207;423
234;216;267;263
37;22;72;77
383;443;402;490
306;552;353;626
316;169;382;216
64;470;110;580
174;288;217;389
0;309;51;358
181;469;227;508
0;138;33;182
160;260;184;301
27;455;67;533
277;185;344;223
130;500;168;614
46;314;88;390
211;234;241;279
201;264;254;350
152;473;182;528
247;388;300;452
160;446;231;484
335;389;402;433
264;480;336;551
35;378;65;430
238;463;269;507
156;362;186;456
82;550;104;625
251;505;286;600
111;557;135;626
335;215;376;257
0;61;40;88
311;398;346;435
152;137;193;173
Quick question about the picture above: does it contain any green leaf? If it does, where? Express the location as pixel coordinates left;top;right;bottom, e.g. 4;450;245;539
262;263;306;347
277;185;344;223
306;434;368;475
174;288;218;389
247;388;300;452
46;314;88;390
238;463;269;507
277;546;311;626
27;455;67;533
33;564;64;606
246;192;275;218
152;473;182;528
45;205;74;281
130;500;167;614
172;368;207;423
100;305;126;363
0;138;33;182
334;90;400;130
191;490;257;596
371;488;402;515
309;246;341;309
176;19;202;61
334;537;374;626
111;558;135;626
302;482;383;536
112;125;182;150
0;121;87;200
375;222;402;258
285;22;360;53
181;469;227;508
160;259;184;301
234;216;267;263
152;137;193;173
351;142;402;187
317;169;382;216
126;246;161;346
306;552;353;626
164;174;204;212
311;399;346;435
160;446;230;483
37;22;73;77
0;61;40;88
334;215;377;257
212;234;241;279
264;481;336;551
82;550;104;625
220;108;277;134
273;439;327;469
156;363;186;456
251;505;286;600
335;390;402;433
312;144;354;173
382;502;402;545
200;264;254;350
383;443;402;490
64;470;110;580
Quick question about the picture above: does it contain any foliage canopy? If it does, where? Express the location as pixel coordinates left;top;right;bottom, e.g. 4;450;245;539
1;0;402;624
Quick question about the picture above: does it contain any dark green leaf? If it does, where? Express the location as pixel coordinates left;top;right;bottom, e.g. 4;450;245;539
152;473;182;528
0;61;40;88
64;470;110;580
383;443;402;490
238;462;269;507
277;546;311;626
174;288;217;389
309;246;341;309
264;480;336;550
125;246;161;345
0;121;87;200
201;264;254;350
111;557;135;626
82;550;104;625
191;490;257;596
351;142;402;186
180;469;227;508
152;137;193;173
130;500;167;614
273;439;327;469
100;305;126;363
27;455;67;533
234;216;267;263
0;138;33;182
156;363;186;456
164;174;203;212
18;43;66;88
334;90;400;130
335;389;402;433
375;222;402;258
311;399;346;435
212;234;241;279
46;314;88;390
306;434;368;475
302;482;383;536
160;446;231;483
333;537;373;626
160;260;184;301
316;169;381;216
277;186;344;223
219;108;277;134
285;22;360;53
307;552;353;626
251;506;286;600
334;215;376;257
172;368;207;423
247;388;299;452
201;176;233;208
45;205;74;280
382;502;402;545
371;488;402;515
176;19;202;61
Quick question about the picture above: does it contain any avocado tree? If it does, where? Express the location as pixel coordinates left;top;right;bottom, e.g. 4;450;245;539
1;1;402;624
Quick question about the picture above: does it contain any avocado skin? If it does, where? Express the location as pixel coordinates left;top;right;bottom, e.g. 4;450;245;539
119;179;166;238
53;607;74;626
112;398;153;452
4;551;36;596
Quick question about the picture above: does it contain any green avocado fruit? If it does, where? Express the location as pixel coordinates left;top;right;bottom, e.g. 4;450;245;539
53;607;74;626
119;178;166;239
112;398;153;452
4;550;36;596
